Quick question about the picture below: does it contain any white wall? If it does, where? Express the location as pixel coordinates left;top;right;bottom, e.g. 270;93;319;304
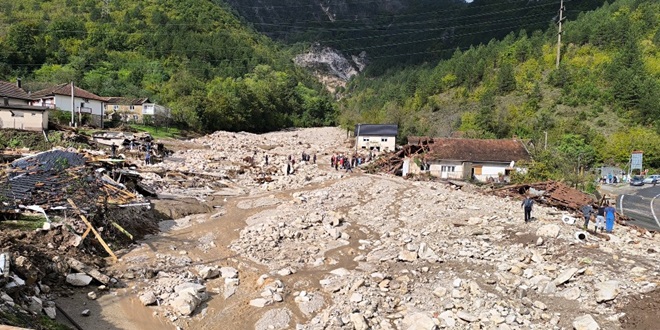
356;135;396;151
429;161;464;179
52;95;104;116
475;163;510;181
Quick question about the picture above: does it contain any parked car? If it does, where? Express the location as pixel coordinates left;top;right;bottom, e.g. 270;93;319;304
630;176;645;186
642;174;660;185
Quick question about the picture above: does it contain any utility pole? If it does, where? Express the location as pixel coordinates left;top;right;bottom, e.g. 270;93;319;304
355;123;361;152
70;82;75;127
555;0;565;69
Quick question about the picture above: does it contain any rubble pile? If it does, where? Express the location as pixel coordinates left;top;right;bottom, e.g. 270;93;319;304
141;127;352;199
230;177;658;330
363;144;428;175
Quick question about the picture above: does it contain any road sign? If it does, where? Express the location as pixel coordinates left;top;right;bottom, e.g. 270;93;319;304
631;151;643;170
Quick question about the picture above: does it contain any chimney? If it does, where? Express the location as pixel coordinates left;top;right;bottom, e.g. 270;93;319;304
16;78;21;89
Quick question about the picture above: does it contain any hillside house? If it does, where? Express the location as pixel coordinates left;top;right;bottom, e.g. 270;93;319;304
30;83;106;127
105;97;170;124
404;137;531;182
354;124;398;152
0;80;49;131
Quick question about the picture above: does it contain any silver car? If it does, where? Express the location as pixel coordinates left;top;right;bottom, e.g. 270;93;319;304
643;174;660;184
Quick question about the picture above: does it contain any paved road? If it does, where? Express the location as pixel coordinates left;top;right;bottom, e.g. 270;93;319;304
619;184;660;231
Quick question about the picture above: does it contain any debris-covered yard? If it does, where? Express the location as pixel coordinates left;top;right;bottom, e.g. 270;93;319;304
1;127;658;330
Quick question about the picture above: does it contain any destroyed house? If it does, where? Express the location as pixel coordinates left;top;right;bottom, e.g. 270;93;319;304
354;124;398;152
405;137;531;182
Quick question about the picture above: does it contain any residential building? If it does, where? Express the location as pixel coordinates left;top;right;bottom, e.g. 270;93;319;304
105;97;170;125
0;79;49;131
0;79;31;105
0;100;49;131
30;83;106;127
404;137;531;182
354;124;398;152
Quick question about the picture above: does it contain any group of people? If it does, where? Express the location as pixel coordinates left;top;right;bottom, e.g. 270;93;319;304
331;153;374;172
581;203;616;233
521;196;617;233
110;140;153;165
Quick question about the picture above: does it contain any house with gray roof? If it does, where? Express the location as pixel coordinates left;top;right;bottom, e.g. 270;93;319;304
354;124;398;152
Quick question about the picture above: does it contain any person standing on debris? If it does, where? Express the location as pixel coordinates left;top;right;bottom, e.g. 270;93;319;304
111;142;117;158
521;195;534;222
313;154;316;164
345;160;353;173
595;204;606;233
145;149;151;165
265;154;269;165
604;202;616;233
581;204;594;230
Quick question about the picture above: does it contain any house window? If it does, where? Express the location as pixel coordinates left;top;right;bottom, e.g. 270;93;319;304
133;115;138;121
381;138;388;142
441;166;455;173
363;138;369;142
130;105;135;110
113;105;119;111
31;113;36;116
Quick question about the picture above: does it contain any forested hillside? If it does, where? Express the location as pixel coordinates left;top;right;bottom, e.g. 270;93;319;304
339;0;660;176
225;0;607;74
0;0;335;132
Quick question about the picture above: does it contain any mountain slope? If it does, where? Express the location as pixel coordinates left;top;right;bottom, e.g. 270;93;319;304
338;0;660;174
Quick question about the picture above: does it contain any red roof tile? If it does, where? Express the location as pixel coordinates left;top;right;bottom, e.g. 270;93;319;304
424;138;531;163
31;83;107;102
105;97;150;105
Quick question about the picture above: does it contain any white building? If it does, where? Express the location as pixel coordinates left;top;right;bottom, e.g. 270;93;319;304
354;124;398;152
404;137;531;182
31;83;107;127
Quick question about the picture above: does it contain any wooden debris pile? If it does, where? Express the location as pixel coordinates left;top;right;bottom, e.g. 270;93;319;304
490;181;595;211
364;144;429;175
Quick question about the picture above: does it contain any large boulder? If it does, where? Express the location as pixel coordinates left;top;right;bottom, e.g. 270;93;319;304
536;224;561;238
572;314;600;330
66;273;93;287
594;280;620;303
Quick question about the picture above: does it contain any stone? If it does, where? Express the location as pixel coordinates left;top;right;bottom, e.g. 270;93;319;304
533;301;547;310
350;293;363;303
536;237;544;246
1;292;13;303
28;296;42;313
139;291;158;306
552;267;578;286
220;267;238;279
330;268;350;277
594;280;620;303
81;309;90;317
572;314;600;330
66;273;93;287
199;266;220;279
457;311;478;323
174;283;206;295
563;287;581;300
87;292;97;300
453;278;462;288
417;243;439;261
44;307;56;319
398;249;418;262
273;293;283;302
250;298;270;308
350;313;369;330
536;224;560;238
403;312;436;330
433;287;447;298
278;268;293;276
172;289;202;316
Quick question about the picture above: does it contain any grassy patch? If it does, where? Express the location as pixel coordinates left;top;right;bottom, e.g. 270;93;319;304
0;215;46;231
129;124;182;139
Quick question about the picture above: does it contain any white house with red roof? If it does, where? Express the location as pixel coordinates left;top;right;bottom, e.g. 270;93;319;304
30;83;107;118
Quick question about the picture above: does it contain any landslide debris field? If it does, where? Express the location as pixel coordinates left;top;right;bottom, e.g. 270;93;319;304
1;127;659;330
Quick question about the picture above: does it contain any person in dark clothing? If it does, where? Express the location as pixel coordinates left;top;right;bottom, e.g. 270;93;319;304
595;204;606;232
265;154;269;165
581;204;594;230
345;161;353;173
110;142;117;158
145;150;151;165
313;154;316;164
522;196;534;222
